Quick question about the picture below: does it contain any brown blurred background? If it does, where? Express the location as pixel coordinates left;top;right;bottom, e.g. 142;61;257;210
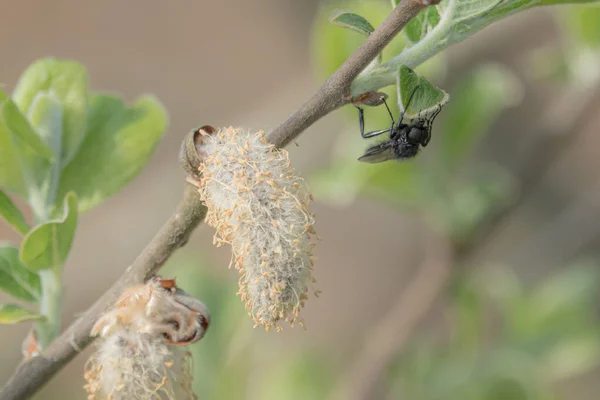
2;0;600;399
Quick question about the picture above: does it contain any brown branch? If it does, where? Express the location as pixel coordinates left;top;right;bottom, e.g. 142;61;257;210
330;230;452;400
0;1;430;398
266;0;430;148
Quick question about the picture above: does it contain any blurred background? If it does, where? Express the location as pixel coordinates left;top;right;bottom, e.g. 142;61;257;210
2;0;600;399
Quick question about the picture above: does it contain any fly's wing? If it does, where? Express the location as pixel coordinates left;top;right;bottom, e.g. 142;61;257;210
358;141;395;163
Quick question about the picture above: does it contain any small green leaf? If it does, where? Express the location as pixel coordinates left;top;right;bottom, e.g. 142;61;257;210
441;64;522;169
24;92;64;209
330;11;375;36
313;0;407;84
12;58;89;167
0;189;29;234
0;303;43;324
56;94;167;213
20;192;78;271
1;99;54;160
329;11;382;66
28;92;63;157
0;245;41;302
0;90;26;195
397;65;449;117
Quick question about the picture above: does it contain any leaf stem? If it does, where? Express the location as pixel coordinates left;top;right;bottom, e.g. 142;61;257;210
30;201;64;350
36;269;62;348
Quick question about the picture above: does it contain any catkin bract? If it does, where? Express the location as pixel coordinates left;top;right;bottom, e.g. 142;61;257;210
196;127;317;331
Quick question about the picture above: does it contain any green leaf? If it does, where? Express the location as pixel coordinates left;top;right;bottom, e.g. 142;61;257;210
329;11;382;67
313;0;407;83
441;64;522;169
330;11;375;36
0;189;29;234
1;98;54;160
0;245;41;302
0;90;26;195
12;58;89;167
56;95;167;213
404;7;441;43
24;92;64;210
397;65;449;117
0;303;43;324
20;192;78;271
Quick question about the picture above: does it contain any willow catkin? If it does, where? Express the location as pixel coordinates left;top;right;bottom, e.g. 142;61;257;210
84;329;195;400
196;127;318;331
84;277;208;400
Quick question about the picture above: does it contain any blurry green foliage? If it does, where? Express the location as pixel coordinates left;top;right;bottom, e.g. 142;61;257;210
12;59;88;168
0;303;44;324
19;192;77;272
0;189;29;234
0;58;167;347
310;61;520;237
309;1;600;399
386;265;600;399
56;94;166;213
560;3;600;47
310;1;522;241
0;245;41;303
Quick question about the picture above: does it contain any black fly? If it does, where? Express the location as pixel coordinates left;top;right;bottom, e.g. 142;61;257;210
356;86;442;163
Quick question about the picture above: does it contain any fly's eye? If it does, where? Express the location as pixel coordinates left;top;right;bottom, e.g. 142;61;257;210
407;128;424;143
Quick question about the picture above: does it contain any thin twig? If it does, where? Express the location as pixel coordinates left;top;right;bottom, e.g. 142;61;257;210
330;230;452;400
266;0;431;148
0;1;430;398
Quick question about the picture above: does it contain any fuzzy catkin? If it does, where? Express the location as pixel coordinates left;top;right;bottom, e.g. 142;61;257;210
84;328;195;400
196;127;318;331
